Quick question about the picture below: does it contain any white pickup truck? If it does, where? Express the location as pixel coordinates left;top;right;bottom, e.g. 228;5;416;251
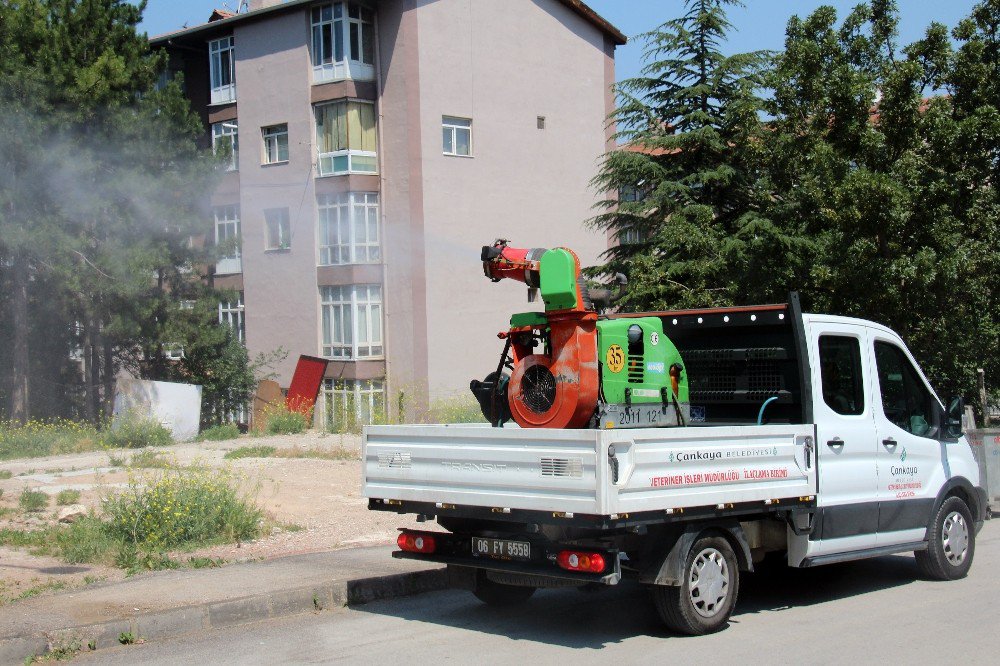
363;299;987;634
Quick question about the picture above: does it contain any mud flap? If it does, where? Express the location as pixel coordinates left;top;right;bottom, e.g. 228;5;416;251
639;522;753;586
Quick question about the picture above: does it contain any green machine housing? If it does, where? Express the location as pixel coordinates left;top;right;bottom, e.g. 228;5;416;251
596;317;688;406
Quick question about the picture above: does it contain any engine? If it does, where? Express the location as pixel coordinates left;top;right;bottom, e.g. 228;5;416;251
470;240;689;430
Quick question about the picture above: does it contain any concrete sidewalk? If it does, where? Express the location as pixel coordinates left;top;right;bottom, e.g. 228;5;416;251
0;547;445;663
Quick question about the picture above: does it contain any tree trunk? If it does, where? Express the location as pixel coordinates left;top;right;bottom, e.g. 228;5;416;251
9;252;30;423
103;335;115;419
82;316;97;423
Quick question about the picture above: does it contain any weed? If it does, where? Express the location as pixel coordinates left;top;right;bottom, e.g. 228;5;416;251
0;470;12;480
128;449;172;469
0;419;102;461
279;522;305;532
56;517;117;565
198;423;240;442
313;592;322;610
264;404;310;435
102;413;173;449
19;489;48;512
118;632;136;645
107;453;126;467
16;580;67;601
223;445;276;460
427;396;487;424
0;528;50;550
55;489;81;506
188;556;225;569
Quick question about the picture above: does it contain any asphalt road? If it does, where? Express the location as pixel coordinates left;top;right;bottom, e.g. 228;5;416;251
82;521;1000;665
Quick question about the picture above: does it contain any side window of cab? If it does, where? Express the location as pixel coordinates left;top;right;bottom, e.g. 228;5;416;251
818;335;864;416
873;341;938;438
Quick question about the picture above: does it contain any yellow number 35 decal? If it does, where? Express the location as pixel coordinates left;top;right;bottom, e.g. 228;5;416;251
606;344;625;374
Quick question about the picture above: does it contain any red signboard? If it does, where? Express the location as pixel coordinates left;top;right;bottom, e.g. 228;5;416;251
285;355;329;415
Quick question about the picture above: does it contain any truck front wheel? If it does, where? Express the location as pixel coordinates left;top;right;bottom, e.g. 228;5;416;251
914;496;975;581
473;571;537;606
652;535;740;635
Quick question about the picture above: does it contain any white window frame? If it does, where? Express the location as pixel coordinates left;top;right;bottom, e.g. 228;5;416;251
311;2;375;84
219;292;245;343
320;284;383;359
322;378;386;427
209;36;236;104
162;342;185;361
315;100;378;176
442;116;472;156
265;208;291;250
212;120;239;171
214;205;241;275
261;124;289;164
317;192;380;265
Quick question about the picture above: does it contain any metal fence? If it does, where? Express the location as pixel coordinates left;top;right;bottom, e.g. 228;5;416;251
968;428;1000;514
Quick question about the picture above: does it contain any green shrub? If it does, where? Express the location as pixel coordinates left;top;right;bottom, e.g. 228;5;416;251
18;488;48;512
198;423;240;442
102;413;173;449
0;470;12;480
223;446;276;460
0;419;102;460
56;516;117;565
129;449;172;469
103;469;263;550
264;405;310;435
56;489;82;505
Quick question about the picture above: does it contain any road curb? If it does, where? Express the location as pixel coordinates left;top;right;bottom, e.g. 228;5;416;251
0;567;447;663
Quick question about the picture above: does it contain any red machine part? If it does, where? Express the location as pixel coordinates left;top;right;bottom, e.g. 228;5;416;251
481;241;546;286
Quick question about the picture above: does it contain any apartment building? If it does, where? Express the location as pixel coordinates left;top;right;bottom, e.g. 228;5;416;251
151;0;624;424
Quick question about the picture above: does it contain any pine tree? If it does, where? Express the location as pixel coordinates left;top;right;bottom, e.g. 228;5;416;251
589;0;769;309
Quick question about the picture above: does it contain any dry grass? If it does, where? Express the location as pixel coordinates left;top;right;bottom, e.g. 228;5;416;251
272;446;357;461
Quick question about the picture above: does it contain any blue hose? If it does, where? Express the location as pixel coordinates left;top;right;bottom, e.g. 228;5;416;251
757;396;779;425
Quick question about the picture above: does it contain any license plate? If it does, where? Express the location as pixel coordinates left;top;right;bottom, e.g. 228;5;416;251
471;537;531;561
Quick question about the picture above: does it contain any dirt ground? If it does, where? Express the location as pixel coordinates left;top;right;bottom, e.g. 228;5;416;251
0;431;436;604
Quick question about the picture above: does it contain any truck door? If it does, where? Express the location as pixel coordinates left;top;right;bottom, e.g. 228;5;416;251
868;334;943;547
807;322;879;555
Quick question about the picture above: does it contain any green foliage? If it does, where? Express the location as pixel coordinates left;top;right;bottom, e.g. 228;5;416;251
18;488;48;512
55;489;81;505
198;423;241;442
103;413;172;449
265;405;310;435
224;446;276;460
427;396;488;424
128;449;172;469
0;470;12;480
593;0;1000;407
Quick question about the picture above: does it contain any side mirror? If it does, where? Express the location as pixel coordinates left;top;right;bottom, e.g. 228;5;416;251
945;396;964;439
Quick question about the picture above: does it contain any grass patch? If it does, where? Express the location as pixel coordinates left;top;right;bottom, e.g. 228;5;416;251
427;396;487;424
223;445;276;460
188;556;226;569
19;488;48;512
198;423;240;442
0;470;12;480
273;446;357;461
103;413;173;449
55;489;81;506
0;419;102;461
128;449;173;469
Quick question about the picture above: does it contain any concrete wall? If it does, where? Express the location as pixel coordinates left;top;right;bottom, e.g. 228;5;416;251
233;10;320;383
414;0;613;397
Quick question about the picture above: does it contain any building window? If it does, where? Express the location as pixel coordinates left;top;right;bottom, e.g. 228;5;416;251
321;284;383;359
315;101;377;175
323;378;385;428
262;124;289;164
442;116;472;156
209;36;236;104
212;120;239;171
618;186;647;244
214;205;241;275
219;292;245;343
162;343;185;361
311;2;375;83
265;208;291;250
318;192;379;265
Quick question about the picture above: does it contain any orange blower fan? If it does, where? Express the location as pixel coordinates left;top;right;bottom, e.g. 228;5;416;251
471;240;600;429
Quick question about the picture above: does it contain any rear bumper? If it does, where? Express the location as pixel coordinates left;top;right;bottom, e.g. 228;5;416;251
393;551;621;585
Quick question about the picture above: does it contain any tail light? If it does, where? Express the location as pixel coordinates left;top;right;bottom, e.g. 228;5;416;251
556;550;606;573
397;531;437;554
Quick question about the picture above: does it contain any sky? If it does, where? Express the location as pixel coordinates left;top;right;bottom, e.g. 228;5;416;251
139;0;981;82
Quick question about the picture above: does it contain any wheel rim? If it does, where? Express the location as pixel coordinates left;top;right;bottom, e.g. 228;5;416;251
688;547;730;618
941;510;969;566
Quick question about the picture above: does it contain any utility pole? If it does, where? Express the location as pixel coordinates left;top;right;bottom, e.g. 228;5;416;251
977;368;989;427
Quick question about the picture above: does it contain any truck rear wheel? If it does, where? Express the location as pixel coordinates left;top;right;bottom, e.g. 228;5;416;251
473;571;537;606
652;535;740;635
914;496;975;581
